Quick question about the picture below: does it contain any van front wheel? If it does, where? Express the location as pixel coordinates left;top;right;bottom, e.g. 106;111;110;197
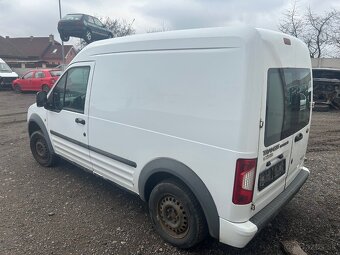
148;179;207;248
30;131;57;167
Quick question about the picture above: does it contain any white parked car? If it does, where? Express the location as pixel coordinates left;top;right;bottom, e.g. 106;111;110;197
27;26;312;248
0;58;18;89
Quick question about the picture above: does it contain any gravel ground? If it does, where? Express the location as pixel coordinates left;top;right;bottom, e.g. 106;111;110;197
0;90;339;255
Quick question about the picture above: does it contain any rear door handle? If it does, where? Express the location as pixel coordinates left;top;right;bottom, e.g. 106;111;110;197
75;118;86;125
294;133;303;142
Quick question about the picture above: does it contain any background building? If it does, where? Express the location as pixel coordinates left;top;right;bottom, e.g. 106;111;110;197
0;34;76;75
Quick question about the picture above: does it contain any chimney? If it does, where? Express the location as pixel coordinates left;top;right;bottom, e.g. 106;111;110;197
5;36;9;39
49;34;55;45
30;36;34;41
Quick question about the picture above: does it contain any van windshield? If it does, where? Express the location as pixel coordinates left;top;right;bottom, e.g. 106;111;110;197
265;68;311;147
0;62;12;72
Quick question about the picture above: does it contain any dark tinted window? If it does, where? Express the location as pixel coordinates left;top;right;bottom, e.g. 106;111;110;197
312;70;340;80
265;68;311;147
86;16;94;23
93;18;103;27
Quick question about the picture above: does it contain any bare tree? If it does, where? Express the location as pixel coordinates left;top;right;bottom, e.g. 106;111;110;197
304;8;338;58
331;15;340;55
279;1;304;38
77;17;135;50
279;2;339;57
101;17;135;37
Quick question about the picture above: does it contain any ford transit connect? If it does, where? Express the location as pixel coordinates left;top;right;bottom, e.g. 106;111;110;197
27;26;312;248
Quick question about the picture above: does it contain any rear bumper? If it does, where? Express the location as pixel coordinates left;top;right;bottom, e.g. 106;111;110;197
58;27;86;36
219;167;309;248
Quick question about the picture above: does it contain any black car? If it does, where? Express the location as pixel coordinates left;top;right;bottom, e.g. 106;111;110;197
58;13;113;43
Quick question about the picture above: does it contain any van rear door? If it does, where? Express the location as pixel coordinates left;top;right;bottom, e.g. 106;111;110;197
252;68;312;213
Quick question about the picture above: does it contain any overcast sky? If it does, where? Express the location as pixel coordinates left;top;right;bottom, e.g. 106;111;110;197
0;0;339;45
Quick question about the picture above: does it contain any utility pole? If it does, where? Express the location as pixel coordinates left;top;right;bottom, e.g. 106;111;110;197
58;0;65;69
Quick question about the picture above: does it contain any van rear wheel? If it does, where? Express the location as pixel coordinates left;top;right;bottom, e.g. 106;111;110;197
30;131;57;167
148;179;207;248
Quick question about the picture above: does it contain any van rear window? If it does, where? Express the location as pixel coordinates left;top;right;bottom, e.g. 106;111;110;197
265;68;311;147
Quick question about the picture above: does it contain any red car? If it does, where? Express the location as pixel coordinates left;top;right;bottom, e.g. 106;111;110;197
12;69;62;92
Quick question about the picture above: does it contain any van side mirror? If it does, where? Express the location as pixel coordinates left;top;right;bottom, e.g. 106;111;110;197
36;91;47;107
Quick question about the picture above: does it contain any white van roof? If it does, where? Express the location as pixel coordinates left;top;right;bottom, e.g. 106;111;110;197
74;26;299;62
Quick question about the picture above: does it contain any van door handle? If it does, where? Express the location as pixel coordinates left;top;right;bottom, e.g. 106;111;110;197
75;118;86;125
294;133;303;142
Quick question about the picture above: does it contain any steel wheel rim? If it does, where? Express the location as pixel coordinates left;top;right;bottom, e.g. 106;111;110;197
158;194;189;239
35;139;47;159
86;31;91;41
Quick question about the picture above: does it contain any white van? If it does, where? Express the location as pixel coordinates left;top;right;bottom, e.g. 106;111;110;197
27;26;312;248
0;58;18;89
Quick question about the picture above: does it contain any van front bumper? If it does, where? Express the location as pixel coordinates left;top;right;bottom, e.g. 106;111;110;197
219;167;309;248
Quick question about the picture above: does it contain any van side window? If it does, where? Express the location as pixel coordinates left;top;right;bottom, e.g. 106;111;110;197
51;73;67;111
63;67;90;113
50;66;90;113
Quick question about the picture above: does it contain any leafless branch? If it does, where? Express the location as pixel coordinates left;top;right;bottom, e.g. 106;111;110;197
278;1;340;57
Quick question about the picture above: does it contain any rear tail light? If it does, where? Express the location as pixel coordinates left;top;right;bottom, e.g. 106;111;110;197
232;158;257;205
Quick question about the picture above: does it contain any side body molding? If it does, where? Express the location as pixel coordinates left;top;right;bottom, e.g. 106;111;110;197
28;113;54;153
138;158;220;239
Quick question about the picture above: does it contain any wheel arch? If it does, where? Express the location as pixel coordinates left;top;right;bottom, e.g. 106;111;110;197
28;113;54;154
138;157;220;239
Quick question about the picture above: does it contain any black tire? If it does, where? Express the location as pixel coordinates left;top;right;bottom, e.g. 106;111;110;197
108;33;113;39
84;30;92;43
42;84;50;92
30;131;57;167
14;84;22;93
60;34;70;42
148;179;208;248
